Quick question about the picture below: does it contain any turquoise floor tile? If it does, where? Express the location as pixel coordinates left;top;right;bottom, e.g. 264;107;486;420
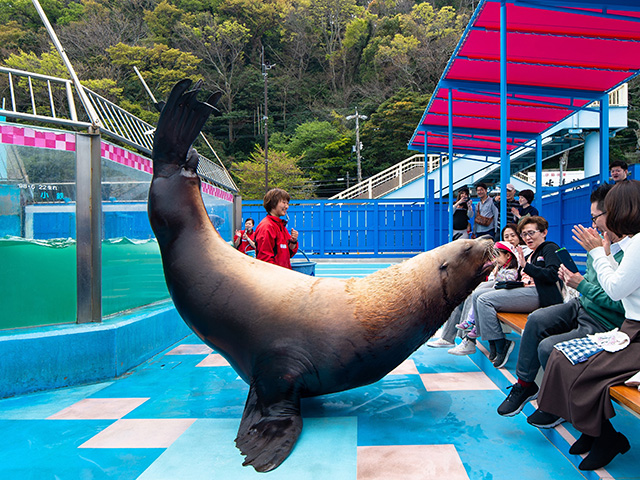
0;382;111;420
137;417;357;480
0;419;162;480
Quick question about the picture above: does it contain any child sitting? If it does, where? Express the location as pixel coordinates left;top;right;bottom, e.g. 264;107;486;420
456;241;520;340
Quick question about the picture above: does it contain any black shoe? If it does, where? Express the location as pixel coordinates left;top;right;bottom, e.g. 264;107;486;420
493;340;515;369
489;343;497;362
569;433;595;455
527;408;564;428
579;432;630;471
497;382;539;416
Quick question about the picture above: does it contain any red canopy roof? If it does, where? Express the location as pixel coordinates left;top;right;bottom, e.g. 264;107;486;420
409;0;640;157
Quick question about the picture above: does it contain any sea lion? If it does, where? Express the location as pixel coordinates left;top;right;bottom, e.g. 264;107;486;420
148;80;495;472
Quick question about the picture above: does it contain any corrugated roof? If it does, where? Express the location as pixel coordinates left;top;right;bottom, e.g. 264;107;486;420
408;0;640;157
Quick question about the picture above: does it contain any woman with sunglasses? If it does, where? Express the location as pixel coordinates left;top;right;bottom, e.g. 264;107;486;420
474;216;564;368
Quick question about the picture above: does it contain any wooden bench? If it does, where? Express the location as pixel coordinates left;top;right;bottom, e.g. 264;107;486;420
496;312;640;418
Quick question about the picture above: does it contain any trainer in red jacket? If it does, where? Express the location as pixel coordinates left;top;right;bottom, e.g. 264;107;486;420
255;188;299;269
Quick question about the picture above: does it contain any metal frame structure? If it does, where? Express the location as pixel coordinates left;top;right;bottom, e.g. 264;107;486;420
408;0;640;248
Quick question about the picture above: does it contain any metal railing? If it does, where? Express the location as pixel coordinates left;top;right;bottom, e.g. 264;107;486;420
330;154;442;200
0;66;237;193
590;83;628;108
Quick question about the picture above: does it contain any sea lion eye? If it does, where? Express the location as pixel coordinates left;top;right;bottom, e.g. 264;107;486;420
440;262;448;270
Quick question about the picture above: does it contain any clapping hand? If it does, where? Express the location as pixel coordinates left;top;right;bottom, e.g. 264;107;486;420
572;225;605;252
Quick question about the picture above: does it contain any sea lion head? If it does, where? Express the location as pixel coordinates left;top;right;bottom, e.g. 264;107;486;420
425;236;496;312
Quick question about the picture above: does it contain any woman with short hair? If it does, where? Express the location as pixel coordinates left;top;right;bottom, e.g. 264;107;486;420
474;216;563;368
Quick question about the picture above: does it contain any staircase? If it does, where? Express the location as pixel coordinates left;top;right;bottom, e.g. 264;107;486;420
329;154;440;200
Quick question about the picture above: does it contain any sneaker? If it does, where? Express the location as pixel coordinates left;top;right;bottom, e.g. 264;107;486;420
488;343;497;362
427;337;455;348
455;319;474;331
492;340;515;369
448;338;476;355
467;326;479;339
497;382;539;416
527;408;565;428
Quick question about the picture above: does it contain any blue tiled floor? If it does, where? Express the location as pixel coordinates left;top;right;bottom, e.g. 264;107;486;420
1;262;638;479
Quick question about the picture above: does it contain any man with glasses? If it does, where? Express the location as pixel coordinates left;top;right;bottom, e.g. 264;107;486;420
497;184;627;426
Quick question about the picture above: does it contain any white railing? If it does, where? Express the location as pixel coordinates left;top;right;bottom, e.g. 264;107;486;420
330;154;442;199
0;66;237;193
591;83;628;108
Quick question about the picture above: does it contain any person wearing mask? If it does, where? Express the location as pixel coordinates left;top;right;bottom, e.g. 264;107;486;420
254;188;299;269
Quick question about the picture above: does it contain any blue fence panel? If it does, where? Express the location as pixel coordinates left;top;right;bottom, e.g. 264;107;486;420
242;178;606;258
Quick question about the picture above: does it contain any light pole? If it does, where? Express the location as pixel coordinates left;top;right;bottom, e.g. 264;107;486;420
346;108;367;184
262;46;275;193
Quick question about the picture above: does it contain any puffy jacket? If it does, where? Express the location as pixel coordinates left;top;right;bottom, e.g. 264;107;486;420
255;215;298;269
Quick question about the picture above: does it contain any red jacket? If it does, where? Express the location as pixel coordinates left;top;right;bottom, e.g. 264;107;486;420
234;229;256;254
255;215;298;269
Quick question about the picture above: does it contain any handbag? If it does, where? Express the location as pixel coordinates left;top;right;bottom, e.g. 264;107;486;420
475;214;493;227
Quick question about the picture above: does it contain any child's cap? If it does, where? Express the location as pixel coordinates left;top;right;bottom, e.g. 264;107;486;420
495;241;516;256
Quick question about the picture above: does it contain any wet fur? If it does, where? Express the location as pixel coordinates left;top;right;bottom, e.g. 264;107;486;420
148;80;495;472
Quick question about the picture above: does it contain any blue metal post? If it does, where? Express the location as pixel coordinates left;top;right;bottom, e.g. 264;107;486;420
439;153;444;246
536;135;542;210
499;0;508;236
599;93;609;185
427;179;436;251
424;134;429;251
448;89;454;242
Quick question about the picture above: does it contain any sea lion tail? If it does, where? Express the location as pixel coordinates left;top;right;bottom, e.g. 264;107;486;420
152;79;222;175
235;384;303;472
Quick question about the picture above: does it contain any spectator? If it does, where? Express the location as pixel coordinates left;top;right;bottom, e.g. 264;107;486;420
474;182;499;239
233;218;256;254
535;180;640;471
474;216;563;368
498;184;627;421
452;188;473;240
495;183;520;225
512;189;539;221
609;159;629;183
254;188;299;269
429;224;524;352
452;241;520;351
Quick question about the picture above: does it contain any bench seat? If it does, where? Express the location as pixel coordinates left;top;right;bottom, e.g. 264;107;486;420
495;311;640;419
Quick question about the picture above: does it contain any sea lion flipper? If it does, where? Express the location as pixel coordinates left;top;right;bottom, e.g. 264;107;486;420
235;384;302;473
152;79;222;174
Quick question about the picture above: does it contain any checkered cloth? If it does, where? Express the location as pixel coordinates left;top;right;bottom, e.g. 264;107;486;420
554;337;603;365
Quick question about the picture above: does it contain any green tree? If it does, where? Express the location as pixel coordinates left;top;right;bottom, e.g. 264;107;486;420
106;43;201;101
285;120;342;177
177;12;251;143
232;147;315;199
360;89;431;175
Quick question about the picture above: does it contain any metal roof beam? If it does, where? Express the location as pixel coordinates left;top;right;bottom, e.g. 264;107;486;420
456;55;636;73
510;0;640;22
417;124;538;139
470;25;640;43
440;79;606;101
